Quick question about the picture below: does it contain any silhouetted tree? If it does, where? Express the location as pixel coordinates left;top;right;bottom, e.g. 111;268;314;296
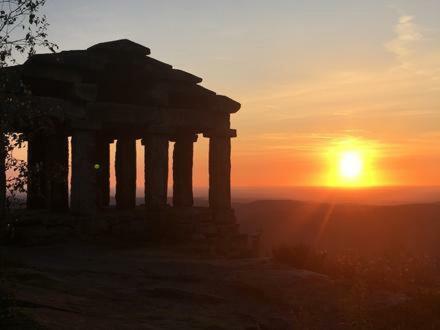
0;0;57;217
0;0;56;66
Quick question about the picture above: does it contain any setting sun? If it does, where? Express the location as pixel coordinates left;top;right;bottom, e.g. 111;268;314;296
323;138;382;187
339;151;363;179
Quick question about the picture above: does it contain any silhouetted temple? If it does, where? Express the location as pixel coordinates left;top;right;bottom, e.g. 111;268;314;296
0;40;242;242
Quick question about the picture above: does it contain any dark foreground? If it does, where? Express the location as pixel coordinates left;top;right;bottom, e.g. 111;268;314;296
3;242;438;330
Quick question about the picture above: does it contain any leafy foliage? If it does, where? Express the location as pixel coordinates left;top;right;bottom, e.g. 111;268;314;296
0;0;57;216
0;0;57;67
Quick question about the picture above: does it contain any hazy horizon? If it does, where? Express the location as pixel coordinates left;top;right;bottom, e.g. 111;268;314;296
139;185;440;205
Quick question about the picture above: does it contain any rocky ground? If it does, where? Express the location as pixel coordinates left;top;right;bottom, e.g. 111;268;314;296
0;241;413;330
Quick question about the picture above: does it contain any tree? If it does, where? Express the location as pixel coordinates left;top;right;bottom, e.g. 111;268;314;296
1;0;57;218
0;0;56;67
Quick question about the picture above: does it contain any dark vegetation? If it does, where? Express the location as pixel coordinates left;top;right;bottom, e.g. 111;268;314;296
237;200;440;328
1;0;57;219
273;243;440;329
273;244;440;291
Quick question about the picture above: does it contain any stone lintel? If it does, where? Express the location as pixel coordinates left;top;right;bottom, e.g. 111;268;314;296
203;128;237;138
170;132;198;143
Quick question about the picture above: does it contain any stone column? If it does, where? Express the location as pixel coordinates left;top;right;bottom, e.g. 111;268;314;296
27;134;46;209
115;137;137;209
96;137;111;208
172;134;197;207
27;133;69;211
0;131;6;218
145;134;169;209
45;134;69;211
206;129;237;220
70;130;97;215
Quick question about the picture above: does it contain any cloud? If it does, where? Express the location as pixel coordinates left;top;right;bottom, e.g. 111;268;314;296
385;15;423;66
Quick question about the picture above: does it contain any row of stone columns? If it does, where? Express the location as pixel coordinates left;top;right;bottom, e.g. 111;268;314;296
24;129;234;218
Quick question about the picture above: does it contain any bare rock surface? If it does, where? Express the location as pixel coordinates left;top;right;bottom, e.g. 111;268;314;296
1;242;406;329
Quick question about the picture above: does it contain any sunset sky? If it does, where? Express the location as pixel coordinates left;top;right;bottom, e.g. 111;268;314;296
31;0;440;189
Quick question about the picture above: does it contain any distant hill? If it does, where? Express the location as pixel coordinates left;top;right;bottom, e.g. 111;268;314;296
235;200;440;256
230;186;440;205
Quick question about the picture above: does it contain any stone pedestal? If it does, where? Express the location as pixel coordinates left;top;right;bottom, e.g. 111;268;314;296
173;134;196;207
145;134;169;209
96;137;111;208
115;137;136;209
70;130;97;215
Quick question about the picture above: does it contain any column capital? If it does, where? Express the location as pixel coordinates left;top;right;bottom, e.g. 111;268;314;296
96;134;115;144
170;133;198;143
203;128;237;138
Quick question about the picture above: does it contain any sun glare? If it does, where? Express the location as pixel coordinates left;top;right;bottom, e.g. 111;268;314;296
339;151;363;179
323;138;381;187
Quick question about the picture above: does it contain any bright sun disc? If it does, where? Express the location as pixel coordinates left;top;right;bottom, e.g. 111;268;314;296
339;151;363;179
324;138;382;187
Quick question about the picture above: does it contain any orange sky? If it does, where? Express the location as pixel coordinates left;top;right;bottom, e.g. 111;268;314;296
10;1;440;191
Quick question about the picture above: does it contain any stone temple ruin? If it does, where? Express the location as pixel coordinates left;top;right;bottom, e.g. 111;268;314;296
0;40;246;249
